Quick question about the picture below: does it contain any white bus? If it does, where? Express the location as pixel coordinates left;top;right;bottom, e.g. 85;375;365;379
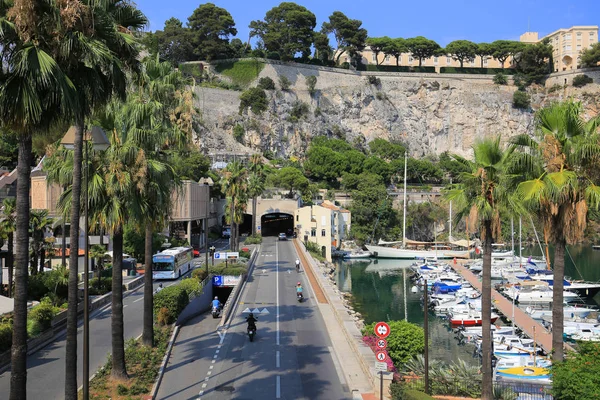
152;247;193;280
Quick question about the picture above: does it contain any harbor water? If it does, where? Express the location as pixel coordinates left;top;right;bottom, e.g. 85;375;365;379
334;245;600;366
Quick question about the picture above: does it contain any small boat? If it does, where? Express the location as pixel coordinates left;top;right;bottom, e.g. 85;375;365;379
592;244;600;250
503;281;581;304
495;366;551;384
342;250;372;259
449;310;499;326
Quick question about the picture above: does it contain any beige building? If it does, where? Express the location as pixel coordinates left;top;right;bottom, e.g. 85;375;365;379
341;25;598;72
295;200;351;262
521;26;598;71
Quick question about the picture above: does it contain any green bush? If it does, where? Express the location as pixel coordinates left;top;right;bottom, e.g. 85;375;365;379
257;77;275;90
28;300;57;331
367;75;381;86
363;320;424;366
239;250;251;259
278;75;291;90
440;66;515;75
233;124;245;142
512;90;531;110
553;342;600;400
88;277;112;296
244;234;262;244
27;319;43;338
0;322;12;353
266;51;280;60
362;64;436;73
192;268;209;282
390;383;436;400
239;87;268;115
493;73;508;85
548;83;563;93
178;278;202;299
305;75;317;95
153;286;189;325
340;62;350;70
573;74;594;88
288;101;310;122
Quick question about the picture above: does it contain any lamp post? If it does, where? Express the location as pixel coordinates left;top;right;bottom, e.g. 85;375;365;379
200;177;214;278
61;126;109;400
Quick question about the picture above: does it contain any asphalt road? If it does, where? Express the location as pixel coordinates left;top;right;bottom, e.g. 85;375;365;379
157;237;350;400
0;238;232;398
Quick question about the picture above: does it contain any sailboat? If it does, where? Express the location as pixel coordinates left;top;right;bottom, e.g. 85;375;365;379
366;152;471;259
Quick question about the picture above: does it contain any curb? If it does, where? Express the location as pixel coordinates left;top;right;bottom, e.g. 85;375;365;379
150;325;180;400
294;240;375;390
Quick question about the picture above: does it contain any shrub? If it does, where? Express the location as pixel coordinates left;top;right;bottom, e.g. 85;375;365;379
28;300;57;331
512;90;531;110
0;322;12;353
493;73;508;85
153;286;189;325
192;268;209;282
178;278;202;299
573;74;594;88
363;320;424;366
376;92;387;100
288;101;310;122
266;51;280;60
340;62;350;69
257;76;275;90
239;250;251;259
278;75;291;90
512;73;526;90
88;277;112;296
233;124;245;142
244;234;262;244
553;342;600;400
27;319;42;338
305;75;317;96
367;75;381;86
548;83;563;93
239;87;268;115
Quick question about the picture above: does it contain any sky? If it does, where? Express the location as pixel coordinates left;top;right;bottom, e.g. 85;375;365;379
138;0;599;47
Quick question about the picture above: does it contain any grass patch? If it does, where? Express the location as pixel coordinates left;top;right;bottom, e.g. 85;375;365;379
85;326;171;400
214;60;265;88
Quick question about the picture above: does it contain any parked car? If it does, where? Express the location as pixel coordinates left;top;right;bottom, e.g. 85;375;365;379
193;249;200;258
222;227;231;238
278;233;287;241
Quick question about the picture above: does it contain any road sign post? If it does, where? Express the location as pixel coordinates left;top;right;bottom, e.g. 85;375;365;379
373;322;391;400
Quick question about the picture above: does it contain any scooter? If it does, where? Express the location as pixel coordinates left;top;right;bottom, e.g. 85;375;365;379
297;292;303;302
247;325;256;342
211;306;221;318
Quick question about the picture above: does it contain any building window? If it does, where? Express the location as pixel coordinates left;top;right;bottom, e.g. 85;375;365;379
566;45;572;51
446;57;451;64
321;229;326;237
590;32;595;37
483;57;488;66
409;56;414;62
577;32;582;37
296;215;299;221
566;34;572;40
563;45;567;51
311;228;316;237
397;55;402;63
384;55;390;62
433;56;438;64
372;53;377;62
470;59;475;67
577;44;582;50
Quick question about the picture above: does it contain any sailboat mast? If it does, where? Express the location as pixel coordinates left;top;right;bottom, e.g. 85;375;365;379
402;151;407;248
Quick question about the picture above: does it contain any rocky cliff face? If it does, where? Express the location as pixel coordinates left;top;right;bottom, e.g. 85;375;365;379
193;63;600;158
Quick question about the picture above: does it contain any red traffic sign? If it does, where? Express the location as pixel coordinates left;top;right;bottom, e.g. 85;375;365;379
375;351;387;362
376;339;387;349
374;322;391;338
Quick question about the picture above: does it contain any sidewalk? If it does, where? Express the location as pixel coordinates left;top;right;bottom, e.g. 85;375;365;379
293;239;375;399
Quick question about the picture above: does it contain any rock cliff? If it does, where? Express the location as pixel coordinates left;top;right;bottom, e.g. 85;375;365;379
193;62;600;158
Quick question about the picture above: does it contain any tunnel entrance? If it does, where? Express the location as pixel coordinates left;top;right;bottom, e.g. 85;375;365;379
260;213;294;237
213;286;233;304
239;214;253;236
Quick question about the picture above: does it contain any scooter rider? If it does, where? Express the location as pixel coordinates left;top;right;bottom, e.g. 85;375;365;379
295;258;300;272
212;296;221;310
155;283;163;294
296;282;303;299
246;312;258;329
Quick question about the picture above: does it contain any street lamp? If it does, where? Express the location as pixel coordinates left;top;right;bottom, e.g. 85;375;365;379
61;126;109;400
199;177;214;278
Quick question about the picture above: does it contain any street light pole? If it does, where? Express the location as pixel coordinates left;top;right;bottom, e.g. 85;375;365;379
205;184;209;277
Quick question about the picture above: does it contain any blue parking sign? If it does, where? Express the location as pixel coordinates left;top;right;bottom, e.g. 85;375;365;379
213;276;223;286
214;252;221;259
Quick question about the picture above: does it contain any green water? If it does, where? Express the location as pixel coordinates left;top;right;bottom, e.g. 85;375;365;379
335;245;600;365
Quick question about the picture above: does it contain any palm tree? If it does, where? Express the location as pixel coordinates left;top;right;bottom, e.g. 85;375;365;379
222;162;248;252
248;173;265;237
0;198;16;297
29;209;53;274
511;100;600;362
446;136;518;400
0;3;76;398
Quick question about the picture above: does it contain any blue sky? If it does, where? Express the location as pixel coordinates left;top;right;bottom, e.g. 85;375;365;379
139;0;598;46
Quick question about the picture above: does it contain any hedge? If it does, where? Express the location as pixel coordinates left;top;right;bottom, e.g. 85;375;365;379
440;66;515;75
28;301;57;331
153;286;189;325
359;64;436;73
178;278;203;299
0;323;11;353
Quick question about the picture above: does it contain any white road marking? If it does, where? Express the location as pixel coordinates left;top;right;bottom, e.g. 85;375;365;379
209;366;213;370
133;297;143;303
212;360;215;364
276;376;281;398
276;350;280;368
123;305;128;308
202;383;207;388
276;243;280;346
217;330;226;344
207;371;212;376
213;355;218;359
215;350;219;354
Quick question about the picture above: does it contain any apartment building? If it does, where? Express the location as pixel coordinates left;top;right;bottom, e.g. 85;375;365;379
342;25;598;71
295;200;351;262
521;26;598;71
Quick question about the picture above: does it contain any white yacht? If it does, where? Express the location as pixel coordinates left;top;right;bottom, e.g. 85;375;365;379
503;281;581;304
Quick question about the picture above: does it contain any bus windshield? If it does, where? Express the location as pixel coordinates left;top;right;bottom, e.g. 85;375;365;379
153;262;174;271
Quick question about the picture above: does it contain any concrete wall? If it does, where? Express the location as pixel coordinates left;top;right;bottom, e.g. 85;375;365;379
248;197;300;233
171;180;209;222
545;67;600;87
176;278;213;325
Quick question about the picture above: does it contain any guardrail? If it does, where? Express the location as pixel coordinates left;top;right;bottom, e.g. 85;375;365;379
220;247;259;328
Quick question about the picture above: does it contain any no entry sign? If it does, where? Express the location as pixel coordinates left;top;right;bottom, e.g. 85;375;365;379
374;322;391;338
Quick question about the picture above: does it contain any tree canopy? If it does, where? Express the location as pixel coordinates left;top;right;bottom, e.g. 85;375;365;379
366;37;392;65
514;39;553;84
322;11;368;64
147;18;195;65
490;40;522;68
382;38;407;66
580;42;600;68
445;40;478;68
188;3;238;61
250;2;317;61
406;36;441;66
475;43;493;68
